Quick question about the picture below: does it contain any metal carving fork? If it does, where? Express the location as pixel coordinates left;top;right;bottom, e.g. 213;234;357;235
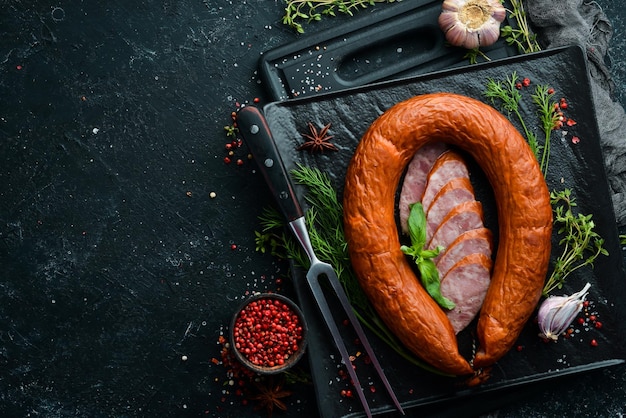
237;105;404;417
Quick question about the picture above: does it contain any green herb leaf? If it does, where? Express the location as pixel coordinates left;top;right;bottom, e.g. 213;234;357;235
418;259;456;310
406;202;427;249
401;202;455;310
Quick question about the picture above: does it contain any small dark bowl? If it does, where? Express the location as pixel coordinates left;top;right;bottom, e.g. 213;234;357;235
229;293;308;375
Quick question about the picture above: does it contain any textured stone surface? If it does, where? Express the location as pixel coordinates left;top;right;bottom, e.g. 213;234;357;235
1;0;624;417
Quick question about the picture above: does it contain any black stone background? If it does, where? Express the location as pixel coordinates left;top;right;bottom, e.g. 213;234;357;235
0;1;625;417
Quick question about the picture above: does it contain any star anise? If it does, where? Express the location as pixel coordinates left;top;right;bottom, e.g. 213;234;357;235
250;377;293;417
297;122;338;153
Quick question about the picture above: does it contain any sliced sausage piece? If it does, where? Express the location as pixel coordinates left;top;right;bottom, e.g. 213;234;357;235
427;200;485;251
435;227;493;278
440;253;493;334
425;177;476;240
398;141;448;234
421;151;470;214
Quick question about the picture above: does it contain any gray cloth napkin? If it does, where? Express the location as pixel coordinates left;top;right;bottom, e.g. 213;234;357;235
527;0;626;226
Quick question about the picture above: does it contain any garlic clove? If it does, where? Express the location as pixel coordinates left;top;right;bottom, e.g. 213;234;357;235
537;283;592;341
479;17;502;45
438;0;506;49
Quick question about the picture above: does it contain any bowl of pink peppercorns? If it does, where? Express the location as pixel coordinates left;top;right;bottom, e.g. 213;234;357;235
229;293;308;374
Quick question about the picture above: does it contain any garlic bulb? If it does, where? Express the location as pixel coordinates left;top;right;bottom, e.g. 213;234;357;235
438;0;506;49
537;283;592;342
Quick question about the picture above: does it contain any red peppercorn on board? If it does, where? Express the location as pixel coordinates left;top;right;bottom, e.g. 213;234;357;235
259;45;626;417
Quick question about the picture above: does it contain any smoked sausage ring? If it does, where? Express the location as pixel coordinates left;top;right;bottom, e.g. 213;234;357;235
343;93;552;376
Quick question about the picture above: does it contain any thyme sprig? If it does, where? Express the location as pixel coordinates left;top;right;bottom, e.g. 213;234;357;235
282;0;395;33
255;164;447;375
543;189;608;296
501;0;541;54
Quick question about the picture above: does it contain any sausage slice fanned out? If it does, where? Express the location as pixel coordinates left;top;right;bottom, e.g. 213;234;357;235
421;151;470;213
435;228;493;278
440;253;493;334
398;142;448;234
405;147;492;335
343;93;552;377
427;200;485;251
425;177;476;240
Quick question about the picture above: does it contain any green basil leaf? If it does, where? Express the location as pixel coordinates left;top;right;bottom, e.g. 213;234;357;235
417;259;456;310
420;245;444;260
400;244;418;260
406;202;427;249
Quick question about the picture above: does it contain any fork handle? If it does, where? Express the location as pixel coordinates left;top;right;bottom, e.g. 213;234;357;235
236;105;304;221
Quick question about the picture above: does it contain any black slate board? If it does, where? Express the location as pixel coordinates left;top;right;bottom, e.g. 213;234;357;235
259;0;520;102
259;45;626;417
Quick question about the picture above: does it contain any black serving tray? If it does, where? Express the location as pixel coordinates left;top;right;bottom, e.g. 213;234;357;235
259;0;520;102
257;45;626;417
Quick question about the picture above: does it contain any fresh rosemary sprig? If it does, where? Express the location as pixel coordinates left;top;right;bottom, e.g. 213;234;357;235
282;0;395;33
543;189;608;296
501;0;541;54
255;164;447;374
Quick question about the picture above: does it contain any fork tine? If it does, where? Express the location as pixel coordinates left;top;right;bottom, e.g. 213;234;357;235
306;271;373;418
324;267;405;415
